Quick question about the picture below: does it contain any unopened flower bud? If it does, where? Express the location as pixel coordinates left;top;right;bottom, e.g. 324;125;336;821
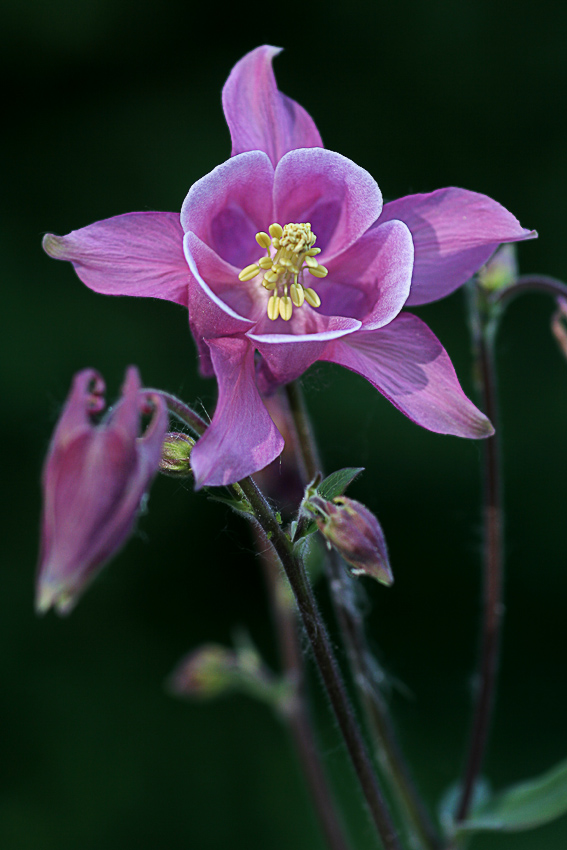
308;495;393;586
159;432;195;477
168;641;291;709
478;244;518;293
168;645;240;699
36;367;168;615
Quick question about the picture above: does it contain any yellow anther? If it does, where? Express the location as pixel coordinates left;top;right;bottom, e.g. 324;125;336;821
290;282;305;307
280;222;315;254
308;264;329;279
267;294;280;320
256;231;271;249
279;296;293;321
238;263;260;281
239;220;327;321
304;288;321;308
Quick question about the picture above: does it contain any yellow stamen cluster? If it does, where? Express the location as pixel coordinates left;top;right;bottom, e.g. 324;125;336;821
238;222;328;321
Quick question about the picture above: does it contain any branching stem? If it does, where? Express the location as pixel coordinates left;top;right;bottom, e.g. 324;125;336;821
285;381;441;850
254;527;353;850
238;475;401;850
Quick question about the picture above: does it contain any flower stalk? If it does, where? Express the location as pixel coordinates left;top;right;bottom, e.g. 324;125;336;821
455;271;567;825
490;274;567;309
254;526;353;850
285;380;441;850
144;389;208;436
237;474;401;850
455;282;504;823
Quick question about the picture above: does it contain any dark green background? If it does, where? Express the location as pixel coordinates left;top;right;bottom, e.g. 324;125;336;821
2;0;567;847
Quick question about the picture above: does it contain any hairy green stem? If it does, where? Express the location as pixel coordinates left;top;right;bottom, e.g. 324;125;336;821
238;475;401;850
254;527;354;850
327;551;442;850
144;389;208;436
285;381;441;850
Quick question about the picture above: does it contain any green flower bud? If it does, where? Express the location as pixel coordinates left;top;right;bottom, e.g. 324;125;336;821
478;244;518;293
167;645;239;699
159;431;195;477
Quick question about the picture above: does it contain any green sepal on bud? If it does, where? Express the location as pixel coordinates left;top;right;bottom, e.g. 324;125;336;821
292;467;364;544
305;494;394;586
159;431;195;477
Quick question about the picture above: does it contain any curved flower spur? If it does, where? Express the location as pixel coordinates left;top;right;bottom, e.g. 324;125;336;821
43;46;536;488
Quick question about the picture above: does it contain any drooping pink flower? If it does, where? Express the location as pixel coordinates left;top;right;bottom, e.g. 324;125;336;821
42;46;536;489
37;367;168;615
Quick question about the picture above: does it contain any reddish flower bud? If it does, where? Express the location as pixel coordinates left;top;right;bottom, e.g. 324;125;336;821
36;366;168;615
167;642;286;706
309;495;393;586
167;645;241;700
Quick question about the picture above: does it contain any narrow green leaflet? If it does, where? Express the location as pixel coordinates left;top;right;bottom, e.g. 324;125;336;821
317;467;365;501
207;494;255;516
455;758;567;834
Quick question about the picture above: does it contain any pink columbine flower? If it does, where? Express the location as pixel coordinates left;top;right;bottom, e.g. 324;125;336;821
42;46;536;489
36;367;168;615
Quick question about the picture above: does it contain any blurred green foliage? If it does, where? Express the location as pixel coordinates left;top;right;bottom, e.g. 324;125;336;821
2;0;567;847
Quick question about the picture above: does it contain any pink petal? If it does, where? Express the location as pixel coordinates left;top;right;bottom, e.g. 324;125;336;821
222;45;323;167
183;232;255;376
249;315;361;392
323;219;413;327
379;188;536;306
322;313;493;438
37;367;168;614
180;151;274;269
183;231;265;322
43;212;189;306
190;338;284;488
48;369;106;444
184;232;256;335
274;149;382;257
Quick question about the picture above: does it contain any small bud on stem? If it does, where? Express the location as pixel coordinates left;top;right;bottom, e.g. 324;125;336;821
305;495;393;586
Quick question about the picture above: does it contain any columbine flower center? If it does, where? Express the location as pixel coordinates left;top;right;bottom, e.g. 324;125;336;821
238;222;328;321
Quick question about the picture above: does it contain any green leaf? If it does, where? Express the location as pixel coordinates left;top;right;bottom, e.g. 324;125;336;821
455;759;567;835
317;467;365;501
439;779;491;836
